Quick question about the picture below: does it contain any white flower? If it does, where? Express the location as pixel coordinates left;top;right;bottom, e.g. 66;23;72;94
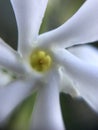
0;0;98;129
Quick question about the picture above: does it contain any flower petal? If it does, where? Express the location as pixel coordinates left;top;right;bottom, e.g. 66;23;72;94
0;68;12;87
38;0;98;48
10;0;48;55
68;45;98;66
53;48;98;111
0;77;38;124
0;38;26;75
30;71;65;130
59;67;80;97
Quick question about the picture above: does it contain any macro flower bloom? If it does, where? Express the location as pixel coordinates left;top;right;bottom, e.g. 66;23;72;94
0;0;98;130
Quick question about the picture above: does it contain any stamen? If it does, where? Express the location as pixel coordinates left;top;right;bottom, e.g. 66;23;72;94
30;50;52;72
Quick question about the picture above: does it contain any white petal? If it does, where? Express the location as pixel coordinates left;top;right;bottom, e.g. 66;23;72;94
0;69;12;87
10;0;48;55
38;0;98;48
68;45;98;110
0;38;26;75
68;45;98;66
30;71;65;130
59;67;80;97
0;77;38;124
53;48;98;111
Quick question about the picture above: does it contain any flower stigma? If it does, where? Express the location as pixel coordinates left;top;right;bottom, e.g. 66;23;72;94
29;50;52;72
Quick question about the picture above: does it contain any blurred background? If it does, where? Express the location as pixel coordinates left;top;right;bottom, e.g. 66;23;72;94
0;0;98;130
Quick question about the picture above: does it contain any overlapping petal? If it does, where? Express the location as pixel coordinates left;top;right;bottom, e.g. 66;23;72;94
68;45;98;66
38;0;98;48
0;77;38;124
53;48;98;111
0;38;26;75
59;68;80;97
10;0;48;55
30;71;65;130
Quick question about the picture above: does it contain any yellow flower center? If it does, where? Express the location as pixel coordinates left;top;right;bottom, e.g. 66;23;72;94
30;50;52;72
